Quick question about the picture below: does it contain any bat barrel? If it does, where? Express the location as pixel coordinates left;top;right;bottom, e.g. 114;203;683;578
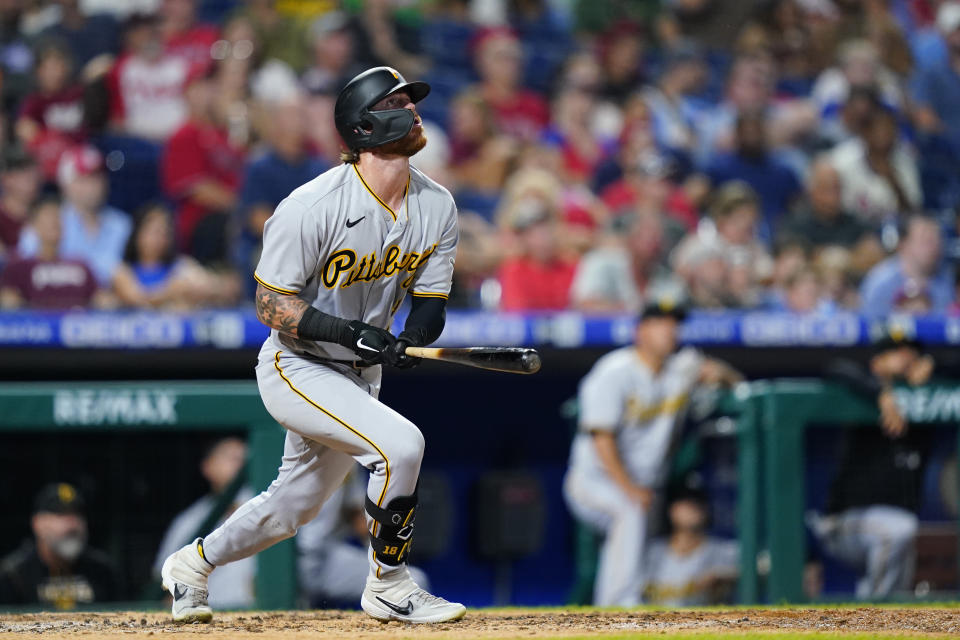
404;347;542;374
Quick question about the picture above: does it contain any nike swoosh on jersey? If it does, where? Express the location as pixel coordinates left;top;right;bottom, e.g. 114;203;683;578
356;337;380;352
346;216;365;228
376;596;414;615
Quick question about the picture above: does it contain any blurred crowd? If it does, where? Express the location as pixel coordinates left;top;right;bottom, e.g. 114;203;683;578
0;0;958;317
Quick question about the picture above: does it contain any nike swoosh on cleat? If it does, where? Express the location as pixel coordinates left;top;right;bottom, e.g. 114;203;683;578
356;338;379;352
376;596;413;616
346;217;365;228
174;585;187;601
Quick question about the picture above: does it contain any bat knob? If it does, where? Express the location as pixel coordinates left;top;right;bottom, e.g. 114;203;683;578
521;350;542;374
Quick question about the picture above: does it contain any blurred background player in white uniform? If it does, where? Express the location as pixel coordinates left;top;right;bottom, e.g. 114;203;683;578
641;485;738;607
563;294;741;606
153;438;255;610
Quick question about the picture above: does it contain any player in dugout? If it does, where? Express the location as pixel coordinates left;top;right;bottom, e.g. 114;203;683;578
0;483;120;609
808;327;935;599
563;293;743;607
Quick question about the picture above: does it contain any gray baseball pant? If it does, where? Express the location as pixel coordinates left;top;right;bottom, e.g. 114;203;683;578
202;345;424;581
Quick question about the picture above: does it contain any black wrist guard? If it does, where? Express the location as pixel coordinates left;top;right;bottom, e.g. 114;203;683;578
297;306;351;343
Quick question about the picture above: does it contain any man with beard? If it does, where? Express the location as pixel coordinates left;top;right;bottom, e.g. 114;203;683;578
158;67;464;624
0;483;119;608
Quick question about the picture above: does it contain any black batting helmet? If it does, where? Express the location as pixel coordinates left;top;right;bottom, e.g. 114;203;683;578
334;66;430;152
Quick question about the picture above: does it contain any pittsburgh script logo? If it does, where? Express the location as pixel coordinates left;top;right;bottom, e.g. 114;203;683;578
322;243;438;290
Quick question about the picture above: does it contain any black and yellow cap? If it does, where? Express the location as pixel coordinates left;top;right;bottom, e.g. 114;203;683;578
33;482;85;515
640;294;688;322
872;323;922;352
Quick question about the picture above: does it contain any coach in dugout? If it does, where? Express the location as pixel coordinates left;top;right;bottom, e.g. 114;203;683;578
0;483;119;609
563;293;742;607
808;328;934;599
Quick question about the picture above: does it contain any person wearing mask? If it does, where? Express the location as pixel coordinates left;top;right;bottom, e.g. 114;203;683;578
0;483;119;608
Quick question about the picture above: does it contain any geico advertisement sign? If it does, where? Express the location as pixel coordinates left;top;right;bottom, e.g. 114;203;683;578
60;313;185;348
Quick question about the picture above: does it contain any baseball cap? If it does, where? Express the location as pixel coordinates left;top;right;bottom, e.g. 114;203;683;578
33;482;86;515
57;145;104;186
938;2;960;34
640;293;688;322
872;322;922;352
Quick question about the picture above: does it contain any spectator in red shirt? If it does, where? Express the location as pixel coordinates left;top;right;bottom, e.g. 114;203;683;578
160;0;219;71
497;197;578;311
474;28;550;141
106;13;191;142
16;41;86;181
0;196;103;310
162;66;245;264
0;147;41;261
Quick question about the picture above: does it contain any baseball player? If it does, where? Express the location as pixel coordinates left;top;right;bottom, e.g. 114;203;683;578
159;67;465;624
563;296;741;606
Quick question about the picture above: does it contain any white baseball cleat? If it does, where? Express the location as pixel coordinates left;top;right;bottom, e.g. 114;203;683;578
160;537;215;624
361;569;466;623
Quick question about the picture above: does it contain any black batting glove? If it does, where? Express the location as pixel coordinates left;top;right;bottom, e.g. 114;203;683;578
341;321;398;365
389;332;422;369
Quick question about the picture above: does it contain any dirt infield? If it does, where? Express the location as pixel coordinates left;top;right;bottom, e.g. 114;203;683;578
2;607;960;639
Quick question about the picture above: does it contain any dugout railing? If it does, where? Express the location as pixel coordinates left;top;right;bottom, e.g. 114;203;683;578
3;380;958;609
732;380;960;603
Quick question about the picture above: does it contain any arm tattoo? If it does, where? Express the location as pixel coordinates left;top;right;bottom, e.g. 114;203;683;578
255;284;309;337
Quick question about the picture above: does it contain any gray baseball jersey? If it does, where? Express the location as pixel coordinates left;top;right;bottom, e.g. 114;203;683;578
568;346;703;488
253;162;458;360
641;537;739;606
201;161;458;584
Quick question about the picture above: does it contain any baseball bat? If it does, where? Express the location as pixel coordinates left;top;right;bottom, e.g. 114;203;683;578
404;346;542;374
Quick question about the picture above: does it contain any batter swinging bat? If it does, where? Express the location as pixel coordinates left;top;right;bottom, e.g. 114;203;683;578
404;346;542;374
